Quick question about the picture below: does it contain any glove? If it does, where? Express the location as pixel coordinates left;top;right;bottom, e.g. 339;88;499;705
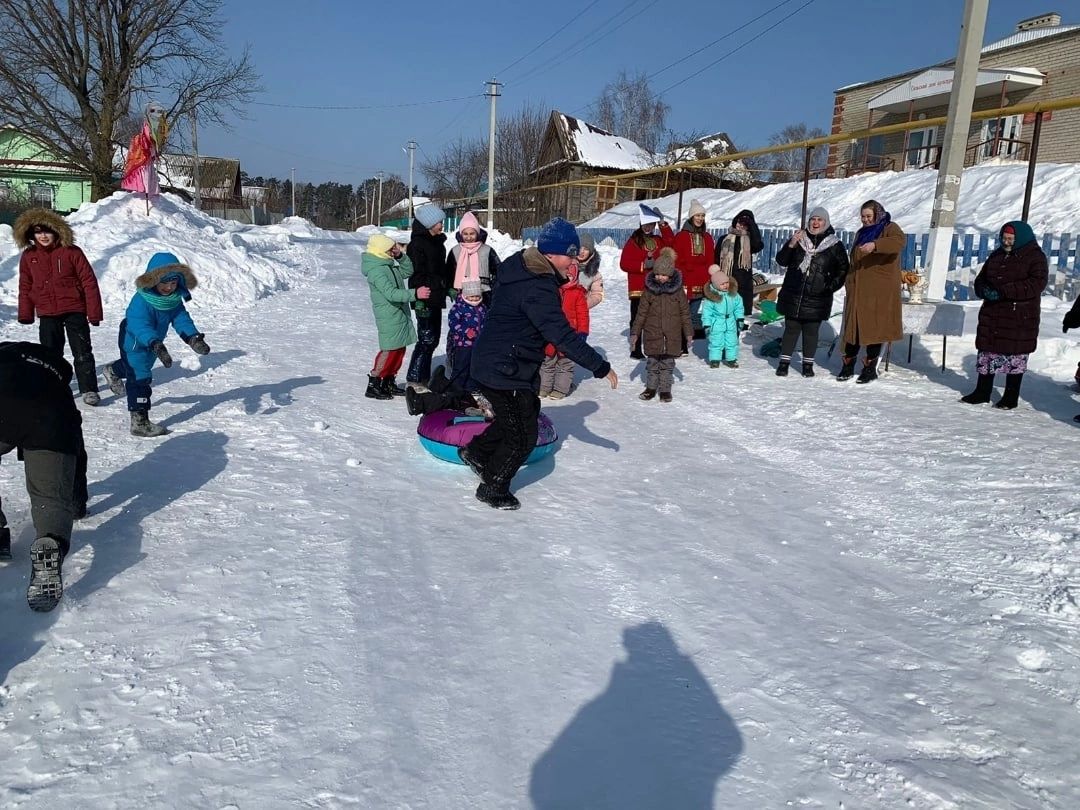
737;319;747;332
89;320;100;327
149;340;173;368
1064;310;1080;333
982;285;1001;302
185;333;210;355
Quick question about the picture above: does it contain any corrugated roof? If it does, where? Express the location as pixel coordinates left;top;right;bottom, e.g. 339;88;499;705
982;24;1080;53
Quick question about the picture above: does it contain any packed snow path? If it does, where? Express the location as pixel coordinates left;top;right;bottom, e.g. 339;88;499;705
1;235;1078;808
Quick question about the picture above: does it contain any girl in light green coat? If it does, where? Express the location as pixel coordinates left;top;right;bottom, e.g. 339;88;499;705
361;234;430;399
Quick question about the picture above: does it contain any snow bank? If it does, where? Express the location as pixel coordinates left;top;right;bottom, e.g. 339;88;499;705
581;162;1080;235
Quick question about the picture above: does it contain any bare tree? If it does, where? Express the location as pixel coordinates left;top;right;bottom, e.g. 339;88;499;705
419;137;487;203
591;69;670;153
0;0;259;201
493;102;548;235
753;123;828;184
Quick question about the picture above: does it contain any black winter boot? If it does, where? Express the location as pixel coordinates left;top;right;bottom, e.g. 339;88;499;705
960;374;994;404
775;359;790;377
26;535;64;612
365;376;392;400
475;482;521;510
0;526;11;561
801;362;815;377
855;359;879;384
837;355;857;381
993;373;1023;409
638;388;657;400
384;377;407;396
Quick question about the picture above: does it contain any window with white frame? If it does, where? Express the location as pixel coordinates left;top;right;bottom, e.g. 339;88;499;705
29;181;54;208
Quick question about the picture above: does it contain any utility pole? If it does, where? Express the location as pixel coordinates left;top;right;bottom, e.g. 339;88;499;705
376;171;385;226
190;109;201;209
406;141;417;223
290;167;296;218
924;0;990;301
486;78;501;230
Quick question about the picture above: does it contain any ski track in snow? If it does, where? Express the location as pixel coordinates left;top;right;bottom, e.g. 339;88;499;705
0;231;1078;808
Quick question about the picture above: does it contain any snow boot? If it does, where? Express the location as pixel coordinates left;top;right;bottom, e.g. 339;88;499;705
723;360;739;369
855;359;879;384
776;359;790;377
836;355;857;381
102;364;126;396
383;377;407;397
960;373;993;404
659;391;673;403
475;483;521;510
638;388;657;401
130;411;170;437
802;362;815;377
365;375;392;400
26;536;64;612
82;391;101;406
993;373;1023;409
0;526;11;561
708;360;720;369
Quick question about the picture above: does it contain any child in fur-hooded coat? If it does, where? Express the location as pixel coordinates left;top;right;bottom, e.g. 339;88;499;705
629;247;693;400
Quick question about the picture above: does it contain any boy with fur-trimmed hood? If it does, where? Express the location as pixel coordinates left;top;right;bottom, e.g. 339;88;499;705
102;252;210;437
15;208;105;405
629;246;693;402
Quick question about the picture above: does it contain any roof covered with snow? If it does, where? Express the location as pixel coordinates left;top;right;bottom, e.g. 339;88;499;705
553;112;656;171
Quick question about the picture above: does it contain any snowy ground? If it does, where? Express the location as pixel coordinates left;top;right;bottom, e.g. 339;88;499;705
1;196;1079;808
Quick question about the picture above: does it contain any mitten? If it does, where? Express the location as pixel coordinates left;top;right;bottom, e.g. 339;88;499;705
737;319;747;332
185;333;210;355
1064;309;1080;332
982;285;1001;302
149;340;173;368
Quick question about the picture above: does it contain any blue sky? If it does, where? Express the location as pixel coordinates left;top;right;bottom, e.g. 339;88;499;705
196;1;1061;187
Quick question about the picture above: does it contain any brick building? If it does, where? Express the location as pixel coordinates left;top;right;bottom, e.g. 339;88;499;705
827;12;1080;176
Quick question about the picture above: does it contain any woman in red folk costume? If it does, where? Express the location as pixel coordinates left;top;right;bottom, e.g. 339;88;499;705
620;204;675;359
673;199;715;341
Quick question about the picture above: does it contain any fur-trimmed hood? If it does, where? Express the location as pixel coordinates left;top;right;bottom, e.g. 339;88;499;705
135;260;198;299
14;208;75;249
702;277;739;302
644;268;684;294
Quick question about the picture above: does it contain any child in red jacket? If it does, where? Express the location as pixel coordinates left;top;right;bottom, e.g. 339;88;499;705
539;264;589;399
15;209;104;405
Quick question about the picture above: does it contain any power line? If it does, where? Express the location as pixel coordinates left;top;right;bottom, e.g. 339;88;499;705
647;0;800;80
658;0;818;96
251;94;482;111
495;0;604;78
508;0;650;87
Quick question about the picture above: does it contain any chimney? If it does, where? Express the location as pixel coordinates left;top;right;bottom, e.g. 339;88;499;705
1016;12;1061;32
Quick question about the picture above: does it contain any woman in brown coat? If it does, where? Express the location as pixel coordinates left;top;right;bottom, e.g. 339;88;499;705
838;199;905;383
960;221;1048;410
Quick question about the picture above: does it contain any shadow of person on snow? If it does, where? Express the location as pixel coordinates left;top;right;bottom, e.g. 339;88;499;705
97;349;247;407
153;375;324;428
0;431;229;687
529;621;743;810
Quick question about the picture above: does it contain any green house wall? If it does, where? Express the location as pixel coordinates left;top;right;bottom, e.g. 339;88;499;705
0;130;92;211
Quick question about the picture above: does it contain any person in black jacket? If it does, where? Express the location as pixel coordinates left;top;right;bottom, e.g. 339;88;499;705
0;341;89;612
405;203;451;387
714;209;763;322
773;206;850;377
461;218;618;510
1064;294;1080;423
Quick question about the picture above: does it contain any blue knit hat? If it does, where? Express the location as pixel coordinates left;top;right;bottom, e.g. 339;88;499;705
536;217;580;257
414;203;445;230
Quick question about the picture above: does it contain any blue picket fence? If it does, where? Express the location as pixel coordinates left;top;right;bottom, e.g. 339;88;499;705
521;226;1080;302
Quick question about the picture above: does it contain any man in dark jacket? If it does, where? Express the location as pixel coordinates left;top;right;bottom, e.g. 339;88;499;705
462;218;618;510
0;341;89;611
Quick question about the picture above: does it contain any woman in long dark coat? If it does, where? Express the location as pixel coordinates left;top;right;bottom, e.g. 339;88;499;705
960;220;1048;410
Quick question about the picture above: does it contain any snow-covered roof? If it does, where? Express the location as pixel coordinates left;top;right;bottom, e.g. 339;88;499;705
383;195;430;216
556;112;656;171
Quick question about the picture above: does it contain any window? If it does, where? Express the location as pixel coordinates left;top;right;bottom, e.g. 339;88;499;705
980;115;1024;160
0;180;11;202
29;181;54;208
851;135;886;170
905;127;938;169
595;180;617;212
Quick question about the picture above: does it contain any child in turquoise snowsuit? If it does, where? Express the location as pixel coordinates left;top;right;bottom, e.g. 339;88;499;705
103;252;209;437
700;266;744;368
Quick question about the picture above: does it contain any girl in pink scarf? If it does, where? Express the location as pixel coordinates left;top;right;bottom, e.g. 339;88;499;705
446;210;501;299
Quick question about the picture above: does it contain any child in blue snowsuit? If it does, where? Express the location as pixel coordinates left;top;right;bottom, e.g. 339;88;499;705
700;266;745;368
102;252;210;437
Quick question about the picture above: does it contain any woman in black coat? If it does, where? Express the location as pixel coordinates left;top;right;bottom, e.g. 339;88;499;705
961;220;1048;409
714;209;763;322
405;203;451;387
773;206;849;377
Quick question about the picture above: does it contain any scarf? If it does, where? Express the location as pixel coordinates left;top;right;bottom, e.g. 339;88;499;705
854;212;891;247
137;288;183;310
453;241;484;289
796;232;840;274
717;232;751;275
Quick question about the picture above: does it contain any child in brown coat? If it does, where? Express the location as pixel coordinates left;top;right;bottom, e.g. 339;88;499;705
629;247;693;402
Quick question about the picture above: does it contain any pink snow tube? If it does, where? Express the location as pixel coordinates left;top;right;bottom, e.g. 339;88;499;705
416;409;558;465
